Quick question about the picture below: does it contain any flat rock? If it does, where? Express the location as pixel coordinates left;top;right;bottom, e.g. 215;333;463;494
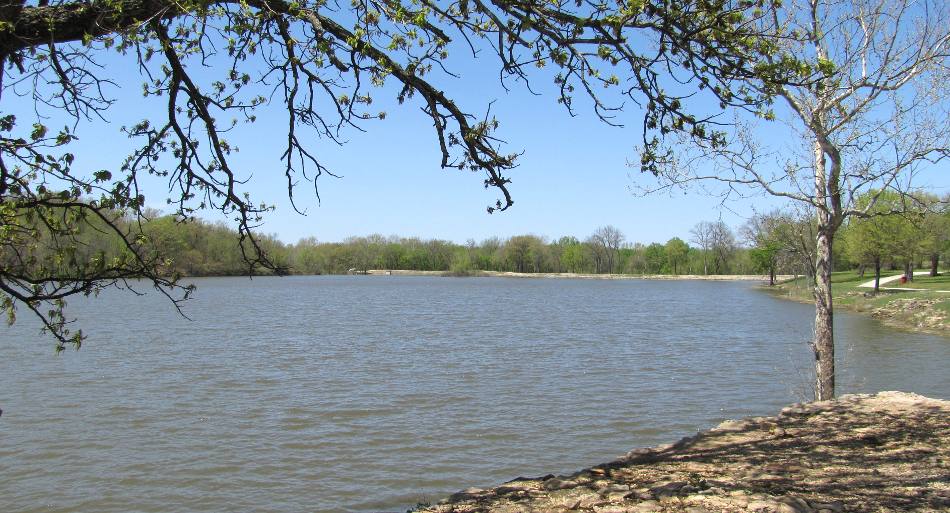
542;478;578;491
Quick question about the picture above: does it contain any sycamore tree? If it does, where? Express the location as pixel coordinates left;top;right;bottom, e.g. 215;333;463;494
689;220;713;275
589;225;624;274
640;0;950;400
0;0;805;350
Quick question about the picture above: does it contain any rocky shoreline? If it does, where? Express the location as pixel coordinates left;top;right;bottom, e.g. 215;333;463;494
766;284;950;336
868;297;949;334
412;392;948;513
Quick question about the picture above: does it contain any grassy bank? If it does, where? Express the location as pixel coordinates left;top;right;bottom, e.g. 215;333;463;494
768;271;950;335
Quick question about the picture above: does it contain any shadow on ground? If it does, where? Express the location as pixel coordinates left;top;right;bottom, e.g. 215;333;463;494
414;392;949;513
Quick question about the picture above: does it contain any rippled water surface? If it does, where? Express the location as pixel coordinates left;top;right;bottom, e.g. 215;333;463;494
2;276;948;513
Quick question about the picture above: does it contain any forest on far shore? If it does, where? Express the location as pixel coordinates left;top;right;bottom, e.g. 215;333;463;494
19;189;945;281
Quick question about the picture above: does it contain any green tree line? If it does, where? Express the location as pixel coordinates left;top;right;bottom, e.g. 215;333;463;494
14;214;786;277
18;197;944;282
226;223;764;276
744;192;950;288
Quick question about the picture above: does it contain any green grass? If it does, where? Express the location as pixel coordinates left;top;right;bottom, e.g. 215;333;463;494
774;270;879;299
770;270;950;334
778;269;950;294
902;273;950;290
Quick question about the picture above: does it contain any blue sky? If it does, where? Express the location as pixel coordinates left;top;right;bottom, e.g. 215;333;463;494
10;27;950;246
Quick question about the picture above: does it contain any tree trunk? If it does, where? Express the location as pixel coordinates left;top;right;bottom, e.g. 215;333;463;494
931;253;939;277
905;261;913;282
811;131;838;402
874;258;881;292
813;228;835;401
769;266;775;286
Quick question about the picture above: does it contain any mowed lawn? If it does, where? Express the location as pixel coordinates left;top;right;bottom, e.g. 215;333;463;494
900;272;950;291
774;270;950;319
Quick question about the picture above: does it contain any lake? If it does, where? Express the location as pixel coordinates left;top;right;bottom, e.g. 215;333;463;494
1;276;948;513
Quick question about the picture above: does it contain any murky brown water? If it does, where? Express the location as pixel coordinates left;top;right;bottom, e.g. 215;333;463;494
2;276;947;513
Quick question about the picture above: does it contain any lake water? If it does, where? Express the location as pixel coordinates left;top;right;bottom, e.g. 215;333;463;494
1;276;948;513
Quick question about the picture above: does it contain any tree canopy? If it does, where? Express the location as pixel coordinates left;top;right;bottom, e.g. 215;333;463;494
2;0;806;349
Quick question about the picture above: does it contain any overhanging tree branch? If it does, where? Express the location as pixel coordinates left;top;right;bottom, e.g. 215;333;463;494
2;0;800;349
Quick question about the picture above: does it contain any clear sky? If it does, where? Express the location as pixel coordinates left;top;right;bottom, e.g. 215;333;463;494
10;28;950;246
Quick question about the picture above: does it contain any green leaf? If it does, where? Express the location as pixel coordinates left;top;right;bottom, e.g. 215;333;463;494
30;123;47;140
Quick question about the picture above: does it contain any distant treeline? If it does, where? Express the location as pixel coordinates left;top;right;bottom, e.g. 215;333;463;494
286;224;765;276
21;190;946;280
75;217;789;277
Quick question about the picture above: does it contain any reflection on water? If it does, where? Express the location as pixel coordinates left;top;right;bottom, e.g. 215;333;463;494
1;276;947;513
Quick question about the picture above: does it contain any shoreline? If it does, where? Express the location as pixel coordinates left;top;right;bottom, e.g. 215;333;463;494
765;279;949;336
412;391;948;513
365;269;796;281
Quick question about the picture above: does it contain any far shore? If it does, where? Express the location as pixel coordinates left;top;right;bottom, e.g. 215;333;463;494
364;269;795;281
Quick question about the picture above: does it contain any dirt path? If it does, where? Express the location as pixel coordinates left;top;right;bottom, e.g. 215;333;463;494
415;392;949;513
